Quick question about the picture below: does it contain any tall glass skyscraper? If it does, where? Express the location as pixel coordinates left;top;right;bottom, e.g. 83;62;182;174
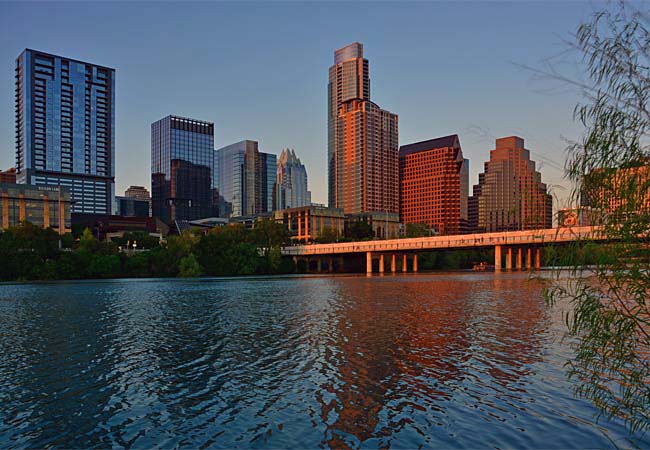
15;49;115;214
151;115;217;224
276;148;311;210
216;140;276;217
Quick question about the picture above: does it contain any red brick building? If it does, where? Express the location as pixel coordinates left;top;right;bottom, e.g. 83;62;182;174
399;135;469;235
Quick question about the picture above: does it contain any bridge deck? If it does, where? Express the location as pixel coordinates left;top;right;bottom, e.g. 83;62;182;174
281;226;604;256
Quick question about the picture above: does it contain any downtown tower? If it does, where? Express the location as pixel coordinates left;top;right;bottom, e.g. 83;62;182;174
328;43;398;215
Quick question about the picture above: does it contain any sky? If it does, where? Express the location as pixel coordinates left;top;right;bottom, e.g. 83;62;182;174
0;1;600;207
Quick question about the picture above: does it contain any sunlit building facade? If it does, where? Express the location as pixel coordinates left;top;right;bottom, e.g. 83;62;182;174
15;49;115;215
399;134;469;235
328;43;399;214
216;140;276;217
151;115;217;224
469;136;552;232
0;183;71;233
273;205;344;243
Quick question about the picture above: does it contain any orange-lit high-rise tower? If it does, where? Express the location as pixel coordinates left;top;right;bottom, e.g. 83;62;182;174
328;43;399;214
399;135;469;235
469;136;553;232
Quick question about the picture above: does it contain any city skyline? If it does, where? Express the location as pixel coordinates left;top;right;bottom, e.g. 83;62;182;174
0;2;594;207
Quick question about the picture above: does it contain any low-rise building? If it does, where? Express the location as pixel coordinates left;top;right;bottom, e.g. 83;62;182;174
116;196;150;218
0;183;71;234
345;211;400;239
274;205;345;243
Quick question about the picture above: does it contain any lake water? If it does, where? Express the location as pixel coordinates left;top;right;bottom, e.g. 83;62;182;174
0;273;647;449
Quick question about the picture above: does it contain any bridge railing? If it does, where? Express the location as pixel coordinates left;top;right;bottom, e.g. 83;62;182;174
281;226;605;256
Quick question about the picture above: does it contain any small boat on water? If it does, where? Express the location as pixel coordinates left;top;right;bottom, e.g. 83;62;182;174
473;262;495;272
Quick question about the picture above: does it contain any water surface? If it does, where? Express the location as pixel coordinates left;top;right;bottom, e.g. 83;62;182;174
0;273;647;448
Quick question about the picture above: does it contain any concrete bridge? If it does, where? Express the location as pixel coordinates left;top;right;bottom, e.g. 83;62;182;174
281;226;605;273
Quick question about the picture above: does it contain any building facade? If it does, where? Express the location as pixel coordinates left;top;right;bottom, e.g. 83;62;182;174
151;115;217;224
15;49;115;215
469;136;553;232
276;148;311;210
399;135;469;235
216;140;276;217
328;43;399;214
0;168;17;184
124;185;151;217
345;211;401;239
0;183;71;233
273;205;345;243
581;164;650;220
116;196;150;217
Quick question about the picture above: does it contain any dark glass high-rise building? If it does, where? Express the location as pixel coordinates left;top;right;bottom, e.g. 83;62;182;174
15;49;115;214
151;115;217;224
216;140;276;217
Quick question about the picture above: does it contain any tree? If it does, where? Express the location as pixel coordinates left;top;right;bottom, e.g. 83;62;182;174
315;226;339;243
405;223;431;238
345;219;373;240
179;253;203;277
544;3;650;433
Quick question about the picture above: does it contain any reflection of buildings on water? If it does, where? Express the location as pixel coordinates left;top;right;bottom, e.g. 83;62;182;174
317;276;550;448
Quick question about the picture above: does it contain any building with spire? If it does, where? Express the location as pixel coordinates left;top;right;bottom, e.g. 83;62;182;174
328;43;398;214
276;148;311;210
469;136;552;232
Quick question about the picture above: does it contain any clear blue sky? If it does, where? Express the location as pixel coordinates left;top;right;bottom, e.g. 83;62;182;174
0;1;598;206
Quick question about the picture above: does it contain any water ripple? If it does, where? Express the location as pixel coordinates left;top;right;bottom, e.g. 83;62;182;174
0;274;647;449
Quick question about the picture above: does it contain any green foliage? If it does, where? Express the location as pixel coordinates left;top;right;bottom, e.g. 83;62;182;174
405;223;431;238
111;232;160;249
544;3;650;433
315;226;339;244
345;219;374;240
179;253;203;277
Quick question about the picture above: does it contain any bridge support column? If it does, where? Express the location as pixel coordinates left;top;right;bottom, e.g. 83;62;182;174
506;247;513;271
317;258;322;273
403;254;407;272
495;245;502;272
391;254;396;273
535;248;541;270
366;252;373;274
413;254;418;272
379;254;385;273
516;248;522;271
527;248;532;271
328;257;334;273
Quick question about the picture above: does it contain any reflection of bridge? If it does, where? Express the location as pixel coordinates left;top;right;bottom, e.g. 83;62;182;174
281;226;605;273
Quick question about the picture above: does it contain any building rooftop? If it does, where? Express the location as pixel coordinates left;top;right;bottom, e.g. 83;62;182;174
399;134;459;156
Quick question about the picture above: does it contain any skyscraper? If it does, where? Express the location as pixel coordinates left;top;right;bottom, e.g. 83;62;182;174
399;135;469;235
151;115;217;224
469;136;553;232
216;140;277;217
276;148;311;210
328;43;399;214
15;49;115;214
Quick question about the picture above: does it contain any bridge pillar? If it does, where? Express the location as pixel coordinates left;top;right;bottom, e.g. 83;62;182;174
366;252;373;274
527;248;532;270
516;248;522;271
506;247;513;271
328;257;334;273
403;254;407;272
316;258;322;273
413;254;418;272
379;254;385;273
391;254;396;273
535;248;541;270
495;245;502;272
